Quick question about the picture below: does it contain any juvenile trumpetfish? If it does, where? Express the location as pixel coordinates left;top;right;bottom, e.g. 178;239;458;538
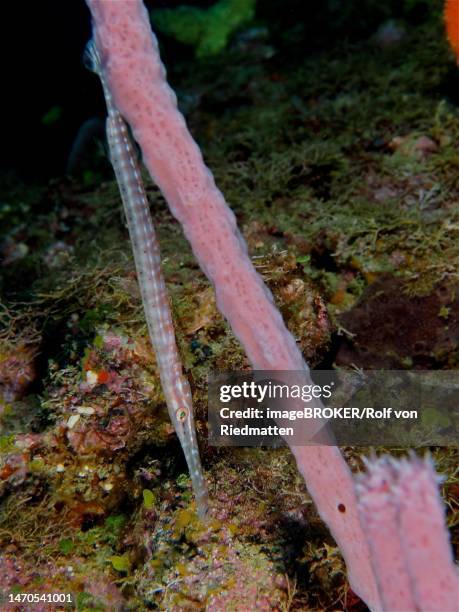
85;40;208;519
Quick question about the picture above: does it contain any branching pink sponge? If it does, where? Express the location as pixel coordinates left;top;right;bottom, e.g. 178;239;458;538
356;455;459;611
86;1;380;608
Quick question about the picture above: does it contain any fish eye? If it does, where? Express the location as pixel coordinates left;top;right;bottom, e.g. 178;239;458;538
176;408;188;422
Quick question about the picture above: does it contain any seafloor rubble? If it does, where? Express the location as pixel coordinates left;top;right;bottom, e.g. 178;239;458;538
0;3;458;610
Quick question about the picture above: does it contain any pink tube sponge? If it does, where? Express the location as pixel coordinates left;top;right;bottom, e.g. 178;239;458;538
86;0;302;372
86;1;381;608
356;454;459;612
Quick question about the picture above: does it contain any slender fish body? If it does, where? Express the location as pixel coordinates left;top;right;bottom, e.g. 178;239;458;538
86;42;208;519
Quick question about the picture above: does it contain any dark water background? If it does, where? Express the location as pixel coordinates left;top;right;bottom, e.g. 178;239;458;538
1;0;435;181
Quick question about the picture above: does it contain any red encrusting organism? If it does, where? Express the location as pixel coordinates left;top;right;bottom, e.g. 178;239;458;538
445;0;459;63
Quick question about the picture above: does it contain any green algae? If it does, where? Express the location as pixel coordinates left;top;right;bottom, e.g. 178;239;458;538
151;0;256;58
142;488;156;510
0;434;15;454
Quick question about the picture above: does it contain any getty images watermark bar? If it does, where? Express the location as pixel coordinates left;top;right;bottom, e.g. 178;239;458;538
208;370;459;446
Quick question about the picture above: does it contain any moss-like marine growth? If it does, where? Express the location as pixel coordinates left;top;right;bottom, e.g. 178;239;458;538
151;0;256;58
